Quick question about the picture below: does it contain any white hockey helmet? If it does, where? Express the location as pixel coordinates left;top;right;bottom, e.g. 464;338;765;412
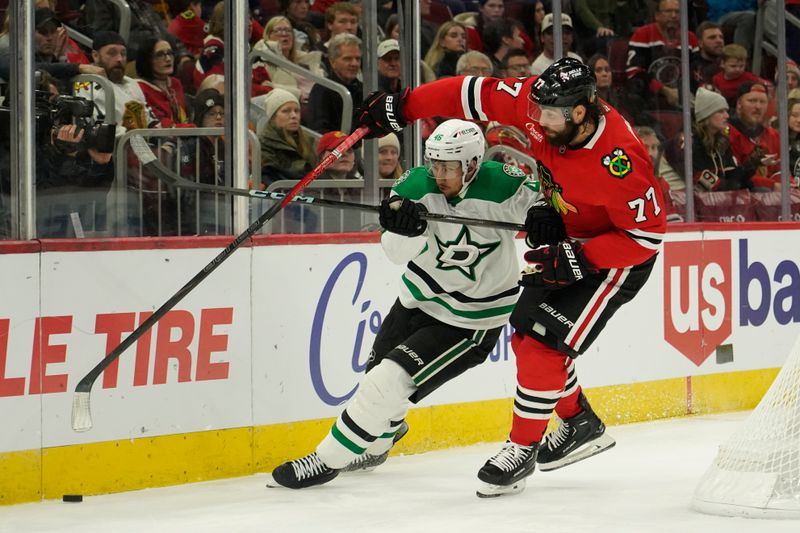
425;119;486;195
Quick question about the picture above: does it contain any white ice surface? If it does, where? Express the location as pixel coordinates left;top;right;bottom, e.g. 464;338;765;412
1;412;797;533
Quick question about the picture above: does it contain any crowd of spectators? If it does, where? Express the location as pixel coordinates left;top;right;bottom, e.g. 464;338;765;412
2;0;800;238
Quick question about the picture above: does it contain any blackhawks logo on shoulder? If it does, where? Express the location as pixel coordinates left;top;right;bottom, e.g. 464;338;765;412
602;148;632;178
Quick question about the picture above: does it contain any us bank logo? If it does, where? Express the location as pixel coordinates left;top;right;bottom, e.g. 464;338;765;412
663;240;732;366
664;239;800;366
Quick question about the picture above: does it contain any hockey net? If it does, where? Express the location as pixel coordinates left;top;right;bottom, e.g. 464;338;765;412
692;336;800;519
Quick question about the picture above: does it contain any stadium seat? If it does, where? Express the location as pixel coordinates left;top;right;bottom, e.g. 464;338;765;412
427;1;454;25
694;190;757;222
607;37;629;87
752;189;800;221
650;110;684;141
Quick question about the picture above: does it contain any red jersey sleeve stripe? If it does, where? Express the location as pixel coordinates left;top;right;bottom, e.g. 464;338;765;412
624;229;663;250
461;76;488;121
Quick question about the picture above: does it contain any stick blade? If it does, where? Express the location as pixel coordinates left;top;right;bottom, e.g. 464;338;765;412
71;392;93;432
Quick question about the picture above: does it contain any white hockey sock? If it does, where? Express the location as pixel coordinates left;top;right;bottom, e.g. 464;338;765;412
317;360;415;469
364;415;408;456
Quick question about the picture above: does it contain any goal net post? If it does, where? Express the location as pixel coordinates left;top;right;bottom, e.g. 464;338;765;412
692;335;800;519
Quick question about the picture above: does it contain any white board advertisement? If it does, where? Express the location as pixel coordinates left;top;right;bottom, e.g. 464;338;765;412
2;227;800;453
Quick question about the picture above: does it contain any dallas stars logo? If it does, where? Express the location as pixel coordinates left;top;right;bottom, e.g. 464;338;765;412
434;226;500;281
602;148;632;178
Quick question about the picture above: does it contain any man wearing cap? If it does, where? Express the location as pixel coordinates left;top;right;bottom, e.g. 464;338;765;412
530;13;583;76
319;129;365;231
167;0;207;58
317;130;359;180
0;8;101;91
728;80;781;190
33;8;90;66
75;31;156;133
378;39;401;93
307;33;363;133
625;0;699;111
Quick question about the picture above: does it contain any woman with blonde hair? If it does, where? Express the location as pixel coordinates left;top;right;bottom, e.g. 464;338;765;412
258;88;316;184
378;133;403;181
424;21;468;78
252;15;325;103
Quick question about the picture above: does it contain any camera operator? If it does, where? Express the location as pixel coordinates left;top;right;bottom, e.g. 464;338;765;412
1;72;115;238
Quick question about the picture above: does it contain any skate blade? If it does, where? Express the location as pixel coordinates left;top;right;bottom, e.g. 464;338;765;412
476;477;527;498
341;465;378;474
538;433;616;472
265;474;283;488
340;452;387;473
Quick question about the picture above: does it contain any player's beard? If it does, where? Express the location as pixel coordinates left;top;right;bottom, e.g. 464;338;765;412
544;120;580;147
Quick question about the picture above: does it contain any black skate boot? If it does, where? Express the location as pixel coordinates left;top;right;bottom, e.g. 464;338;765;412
267;452;339;489
341;420;409;473
476;441;539;498
537;392;616;472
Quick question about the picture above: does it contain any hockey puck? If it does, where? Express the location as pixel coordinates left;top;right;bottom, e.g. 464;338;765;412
62;494;83;503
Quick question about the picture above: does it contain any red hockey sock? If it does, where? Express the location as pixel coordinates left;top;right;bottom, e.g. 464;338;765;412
509;333;570;445
555;386;583;420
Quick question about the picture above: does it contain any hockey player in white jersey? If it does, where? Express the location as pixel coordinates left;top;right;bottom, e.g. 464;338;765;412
267;119;562;490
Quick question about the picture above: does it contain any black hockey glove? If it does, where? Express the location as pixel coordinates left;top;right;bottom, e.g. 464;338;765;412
524;202;566;247
520;239;596;288
379;196;428;237
356;88;410;139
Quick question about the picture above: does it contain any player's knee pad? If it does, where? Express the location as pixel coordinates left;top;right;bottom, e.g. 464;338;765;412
350;359;416;420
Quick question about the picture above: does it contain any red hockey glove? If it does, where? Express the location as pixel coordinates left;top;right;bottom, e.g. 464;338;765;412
379;196;428;237
520;240;596;288
356;88;410;139
524;202;566;247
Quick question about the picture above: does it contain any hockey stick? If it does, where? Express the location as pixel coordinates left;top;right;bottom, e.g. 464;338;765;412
70;127;369;432
130;139;526;232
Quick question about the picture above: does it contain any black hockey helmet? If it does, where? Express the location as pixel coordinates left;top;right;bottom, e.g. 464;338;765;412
529;57;597;109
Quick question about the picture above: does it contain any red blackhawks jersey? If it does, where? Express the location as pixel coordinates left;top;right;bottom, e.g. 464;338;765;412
404;76;667;269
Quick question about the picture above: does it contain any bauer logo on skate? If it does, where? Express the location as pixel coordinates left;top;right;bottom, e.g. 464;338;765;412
663;238;800;367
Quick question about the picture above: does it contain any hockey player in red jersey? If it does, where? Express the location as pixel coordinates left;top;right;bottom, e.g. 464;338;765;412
356;57;667;497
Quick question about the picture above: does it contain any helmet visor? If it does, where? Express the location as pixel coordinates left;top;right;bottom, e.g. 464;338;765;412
527;98;570;128
425;158;462;179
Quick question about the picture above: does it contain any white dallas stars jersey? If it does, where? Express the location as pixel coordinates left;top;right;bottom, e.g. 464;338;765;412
382;161;541;330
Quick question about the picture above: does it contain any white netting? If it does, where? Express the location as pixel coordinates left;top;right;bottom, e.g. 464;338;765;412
692;336;800;519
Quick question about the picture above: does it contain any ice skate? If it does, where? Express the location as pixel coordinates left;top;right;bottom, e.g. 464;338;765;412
537;392;616;472
476;441;538;498
266;452;339;489
341;420;409;473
